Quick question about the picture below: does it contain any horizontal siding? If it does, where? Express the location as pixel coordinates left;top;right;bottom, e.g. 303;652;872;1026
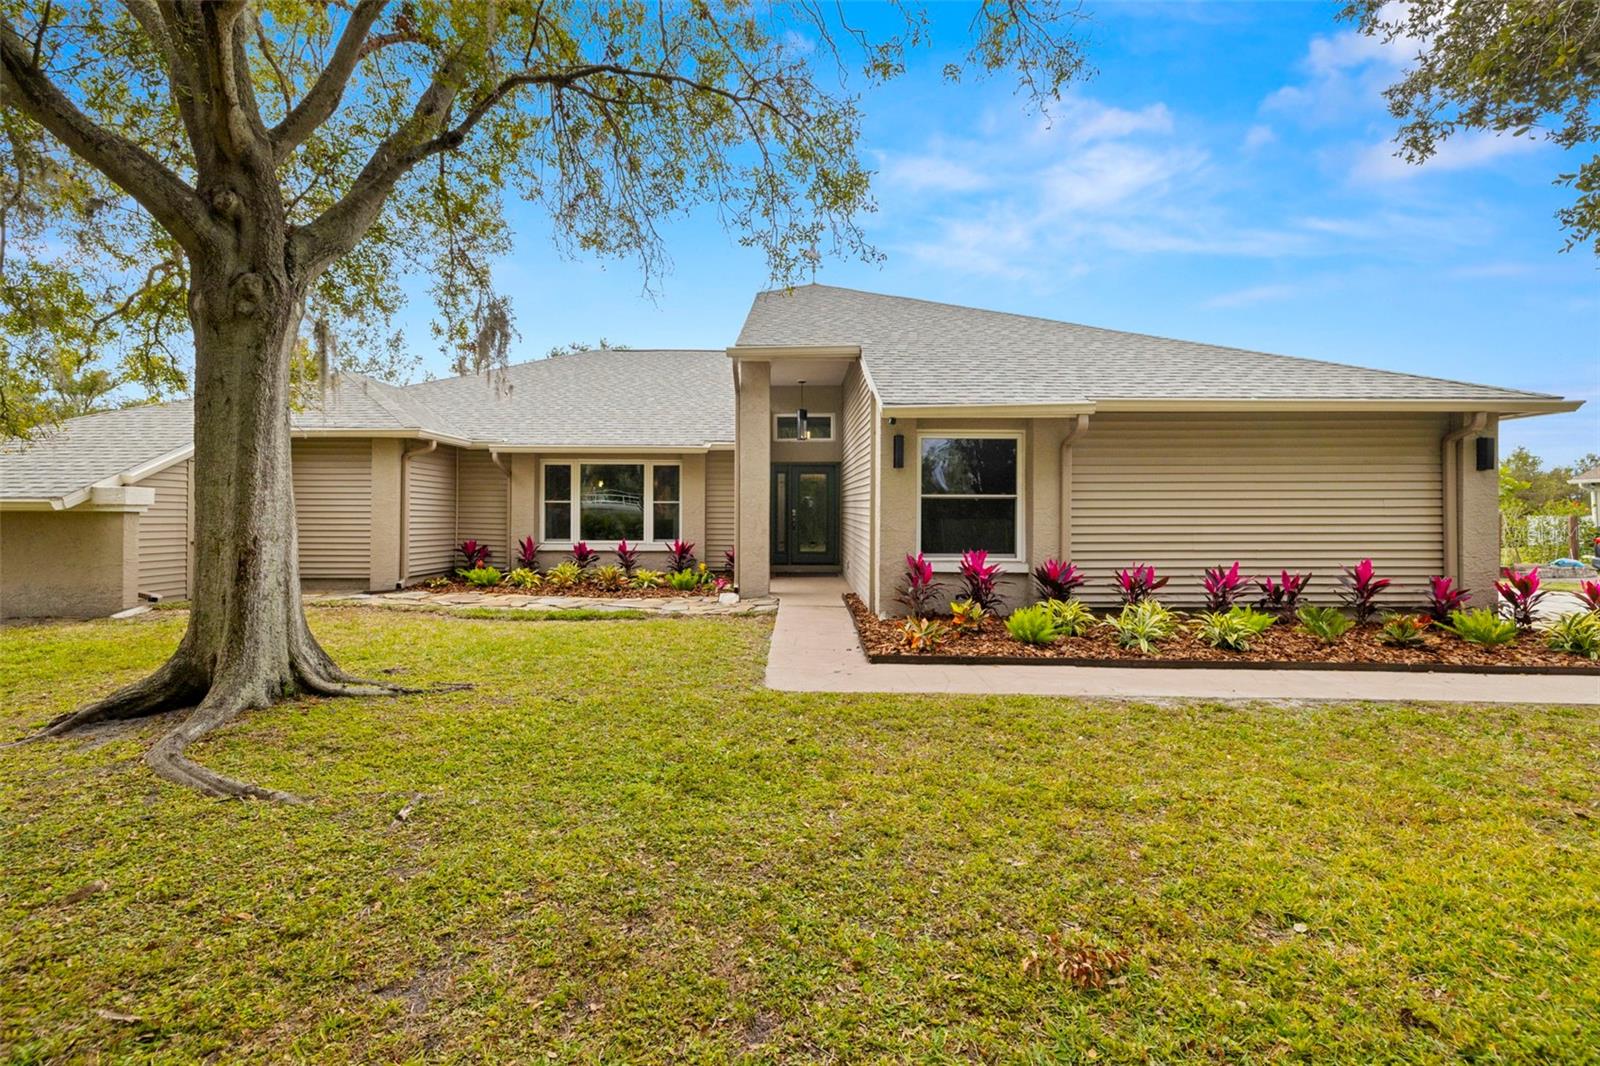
839;361;873;600
407;445;456;577
1070;413;1445;606
705;450;736;566
292;439;372;580
456;449;508;567
135;460;190;600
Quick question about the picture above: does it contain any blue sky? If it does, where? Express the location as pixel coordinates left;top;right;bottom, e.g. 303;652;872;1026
398;1;1599;465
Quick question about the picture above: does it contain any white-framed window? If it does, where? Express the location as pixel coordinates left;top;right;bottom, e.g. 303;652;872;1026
917;432;1023;560
541;460;681;545
774;412;834;441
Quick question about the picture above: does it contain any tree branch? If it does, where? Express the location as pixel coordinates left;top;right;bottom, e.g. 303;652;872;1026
269;0;387;161
0;18;214;255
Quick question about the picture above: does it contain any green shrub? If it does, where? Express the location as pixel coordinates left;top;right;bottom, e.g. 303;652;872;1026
591;564;627;591
1193;606;1275;651
461;566;502;588
505;567;541;590
949;598;988;633
1296;605;1353;644
631;569;666;589
668;568;703;591
1544;611;1600;659
898;617;948;653
423;575;451;590
1005;603;1063;645
1044;598;1096;637
543;561;583;590
1105;599;1177;654
1377;613;1430;647
1437;608;1519;648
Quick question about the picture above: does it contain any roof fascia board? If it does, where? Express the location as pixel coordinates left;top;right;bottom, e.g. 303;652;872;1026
492;444;728;455
118;443;196;485
726;344;861;360
884;402;1096;419
291;427;474;447
1091;398;1581;414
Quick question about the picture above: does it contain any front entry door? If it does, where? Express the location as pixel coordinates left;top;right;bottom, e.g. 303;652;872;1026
771;463;839;566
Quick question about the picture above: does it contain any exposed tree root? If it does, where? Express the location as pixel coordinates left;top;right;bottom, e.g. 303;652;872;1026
37;654;205;737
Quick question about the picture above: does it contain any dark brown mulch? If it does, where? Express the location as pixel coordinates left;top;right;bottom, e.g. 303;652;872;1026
846;594;1600;672
408;578;720;599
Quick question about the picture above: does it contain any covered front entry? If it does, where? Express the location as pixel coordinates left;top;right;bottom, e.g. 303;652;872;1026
770;463;839;568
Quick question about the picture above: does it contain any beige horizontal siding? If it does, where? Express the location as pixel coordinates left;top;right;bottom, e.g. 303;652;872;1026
705;450;736;566
406;444;456;577
840;361;873;600
292;439;372;580
456;449;509;567
1069;413;1445;605
135;460;190;600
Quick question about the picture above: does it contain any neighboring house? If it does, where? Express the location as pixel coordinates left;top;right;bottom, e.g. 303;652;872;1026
0;284;1580;619
1572;464;1600;529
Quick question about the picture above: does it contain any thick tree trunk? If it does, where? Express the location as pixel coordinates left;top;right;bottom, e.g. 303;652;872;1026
36;186;405;800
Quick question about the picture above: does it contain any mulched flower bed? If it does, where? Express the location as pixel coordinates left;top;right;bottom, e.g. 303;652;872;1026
407;578;720;599
846;594;1600;674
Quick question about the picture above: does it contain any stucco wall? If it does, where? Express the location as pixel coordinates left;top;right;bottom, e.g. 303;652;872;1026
1456;414;1501;601
735;361;772;596
1;510;138;619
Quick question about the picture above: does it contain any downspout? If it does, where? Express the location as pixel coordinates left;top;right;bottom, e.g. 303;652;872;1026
1441;412;1487;581
399;439;438;585
1058;415;1090;560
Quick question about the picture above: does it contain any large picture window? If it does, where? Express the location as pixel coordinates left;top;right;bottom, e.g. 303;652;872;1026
918;435;1020;557
542;461;681;544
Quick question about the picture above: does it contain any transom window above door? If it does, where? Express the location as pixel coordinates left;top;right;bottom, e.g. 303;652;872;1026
542;461;679;545
774;412;833;441
918;434;1021;559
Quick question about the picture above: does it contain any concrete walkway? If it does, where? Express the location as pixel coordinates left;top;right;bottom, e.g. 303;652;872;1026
764;578;1600;705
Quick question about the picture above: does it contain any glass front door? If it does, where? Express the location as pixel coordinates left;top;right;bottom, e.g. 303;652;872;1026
770;463;839;566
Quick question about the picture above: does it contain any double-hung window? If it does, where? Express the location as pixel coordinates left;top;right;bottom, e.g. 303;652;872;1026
542;461;681;545
918;434;1021;558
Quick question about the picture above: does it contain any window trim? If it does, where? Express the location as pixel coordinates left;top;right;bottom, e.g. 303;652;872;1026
539;459;682;547
915;430;1025;565
773;411;835;442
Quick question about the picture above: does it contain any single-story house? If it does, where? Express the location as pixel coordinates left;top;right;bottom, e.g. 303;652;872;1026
0;284;1580;619
1572;464;1600;529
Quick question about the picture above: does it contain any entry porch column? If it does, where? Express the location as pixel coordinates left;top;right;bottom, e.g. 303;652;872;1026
735;359;771;596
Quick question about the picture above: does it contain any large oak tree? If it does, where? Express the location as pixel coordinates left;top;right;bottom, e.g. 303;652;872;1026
2;0;1090;798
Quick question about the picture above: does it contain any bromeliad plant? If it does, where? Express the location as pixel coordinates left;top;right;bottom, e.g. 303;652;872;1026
1193;606;1275;651
668;567;704;591
631;569;666;588
571;541;600;570
1378;613;1431;647
949;597;988;633
461;566;502;588
1045;599;1096;637
1253;571;1311;617
898;617;948;653
1425;576;1471;622
505;567;541;590
515;536;540;570
457;539;491;571
544;561;583;590
1495;567;1545;629
614;539;640;575
1545;611;1600;659
1296;605;1353;644
1006;604;1063;645
1032;558;1086;602
1336;558;1390;624
1438;607;1519;648
1114;564;1168;606
1105;599;1178;653
897;553;943;618
667;539;697;573
1202;561;1249;611
592;564;627;591
959;550;1004;612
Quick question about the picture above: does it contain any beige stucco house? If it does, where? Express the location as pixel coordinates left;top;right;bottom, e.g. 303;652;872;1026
0;284;1580;620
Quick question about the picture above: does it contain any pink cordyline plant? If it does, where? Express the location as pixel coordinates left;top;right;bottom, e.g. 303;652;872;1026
1495;566;1546;629
613;538;640;574
959;549;1004;612
570;541;599;569
666;539;697;573
1114;563;1168;605
1254;571;1310;616
515;535;539;570
722;547;736;576
1336;558;1390;623
897;552;942;618
1424;575;1471;622
457;539;491;570
1202;561;1248;611
1579;579;1600;613
1032;558;1086;601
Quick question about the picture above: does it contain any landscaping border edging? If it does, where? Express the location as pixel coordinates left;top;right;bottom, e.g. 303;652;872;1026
846;597;1600;677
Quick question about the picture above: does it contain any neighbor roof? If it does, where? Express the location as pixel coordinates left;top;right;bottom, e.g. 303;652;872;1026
1573;464;1600;485
736;284;1567;409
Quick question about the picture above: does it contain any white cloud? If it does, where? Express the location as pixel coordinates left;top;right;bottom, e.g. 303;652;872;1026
1201;282;1303;310
1242;124;1275;151
1351;129;1543;182
1262;10;1415;126
877;153;991;194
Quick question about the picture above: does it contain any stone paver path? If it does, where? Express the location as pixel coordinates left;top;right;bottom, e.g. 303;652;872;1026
763;577;1600;705
307;588;778;617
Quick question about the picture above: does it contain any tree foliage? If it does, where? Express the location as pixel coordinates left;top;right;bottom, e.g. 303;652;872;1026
1499;444;1598;513
1343;0;1600;252
2;0;1092;435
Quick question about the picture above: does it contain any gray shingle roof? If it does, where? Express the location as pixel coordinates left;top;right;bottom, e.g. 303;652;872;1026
736;284;1563;408
1573;464;1600;484
400;349;734;448
0;400;194;501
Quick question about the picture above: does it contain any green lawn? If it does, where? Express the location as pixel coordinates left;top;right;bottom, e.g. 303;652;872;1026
2;610;1597;1063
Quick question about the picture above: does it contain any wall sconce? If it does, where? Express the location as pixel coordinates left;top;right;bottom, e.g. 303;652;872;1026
893;433;905;468
1476;436;1496;471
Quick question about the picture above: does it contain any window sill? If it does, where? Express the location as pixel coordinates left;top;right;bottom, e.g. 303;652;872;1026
924;557;1027;575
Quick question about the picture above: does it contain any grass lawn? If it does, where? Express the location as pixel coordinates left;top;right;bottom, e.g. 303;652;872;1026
2;609;1597;1063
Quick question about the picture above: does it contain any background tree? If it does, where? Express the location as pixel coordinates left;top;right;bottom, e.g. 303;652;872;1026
1343;0;1600;252
2;0;1091;799
1500;445;1596;512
